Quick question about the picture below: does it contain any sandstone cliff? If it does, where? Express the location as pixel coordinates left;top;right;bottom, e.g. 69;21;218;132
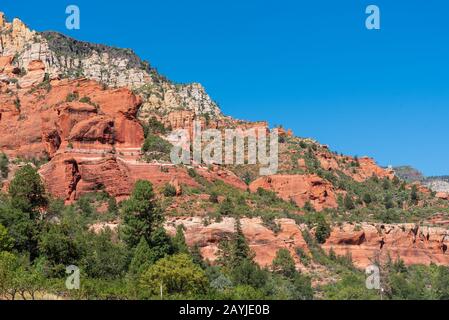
0;12;221;121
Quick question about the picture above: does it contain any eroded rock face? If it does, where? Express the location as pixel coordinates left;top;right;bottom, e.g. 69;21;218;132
165;217;309;268
0;13;221;120
436;192;449;201
165;217;449;270
0;75;144;159
322;223;449;268
249;174;338;211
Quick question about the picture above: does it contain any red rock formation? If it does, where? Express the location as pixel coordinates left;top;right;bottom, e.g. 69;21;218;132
165;217;309;268
322;223;449;268
249;174;338;211
436;192;449;200
352;157;395;182
196;165;248;190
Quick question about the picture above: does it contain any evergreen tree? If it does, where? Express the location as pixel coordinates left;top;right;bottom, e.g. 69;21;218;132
315;214;331;244
0;153;9;179
229;219;252;268
121;180;163;248
8;165;47;212
173;225;189;254
272;249;297;278
410;185;419;205
129;237;154;276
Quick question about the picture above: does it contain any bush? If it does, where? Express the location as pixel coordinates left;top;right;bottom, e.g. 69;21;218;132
144;117;167;138
162;183;177;197
219;197;235;216
344;195;356;210
209;191;219;204
362;193;372;205
66;92;79;102
142;135;172;158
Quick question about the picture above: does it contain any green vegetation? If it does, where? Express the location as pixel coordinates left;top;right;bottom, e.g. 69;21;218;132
0;155;448;300
0;153;9;179
141;134;172;162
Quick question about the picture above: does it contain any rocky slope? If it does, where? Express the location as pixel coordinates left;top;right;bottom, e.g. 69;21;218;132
1;12;449;275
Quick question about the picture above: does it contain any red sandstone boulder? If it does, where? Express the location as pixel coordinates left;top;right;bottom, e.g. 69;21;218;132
249;174;338;211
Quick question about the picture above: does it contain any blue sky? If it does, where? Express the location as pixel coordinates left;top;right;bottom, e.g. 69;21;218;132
2;0;448;175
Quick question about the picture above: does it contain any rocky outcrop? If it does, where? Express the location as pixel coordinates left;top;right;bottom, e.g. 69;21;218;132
165;217;309;268
0;13;221;120
0;13;35;55
436;192;449;201
322;223;449;268
249;174;338;211
165;217;449;270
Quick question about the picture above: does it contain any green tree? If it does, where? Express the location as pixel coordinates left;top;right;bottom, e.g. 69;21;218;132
410;185;419;205
139;253;208;298
382;179;391;190
142;135;172;156
0;153;9;179
173;225;189;254
272;249;297;278
0;251;18;300
230;259;268;289
384;194;395;209
128;237;154;277
0;224;13;252
8;165;47;212
229;219;252;268
83;230;129;279
315;214;331;244
121;180;163;248
0;205;37;254
38;222;82;273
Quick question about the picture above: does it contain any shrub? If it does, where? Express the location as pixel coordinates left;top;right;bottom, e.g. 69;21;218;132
344;195;356;210
144;117;167;137
209;191;219;204
142;135;172;161
162;183;177;197
66;92;79;102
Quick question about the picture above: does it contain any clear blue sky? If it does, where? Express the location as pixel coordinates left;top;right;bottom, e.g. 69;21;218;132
2;0;448;176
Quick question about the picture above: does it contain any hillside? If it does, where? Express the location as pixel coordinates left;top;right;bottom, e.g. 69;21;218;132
1;12;449;300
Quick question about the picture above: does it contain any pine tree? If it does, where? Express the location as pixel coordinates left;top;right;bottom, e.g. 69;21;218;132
272;249;297;278
173;225;189;254
129;237;153;276
121;180;163;248
230;219;252;268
